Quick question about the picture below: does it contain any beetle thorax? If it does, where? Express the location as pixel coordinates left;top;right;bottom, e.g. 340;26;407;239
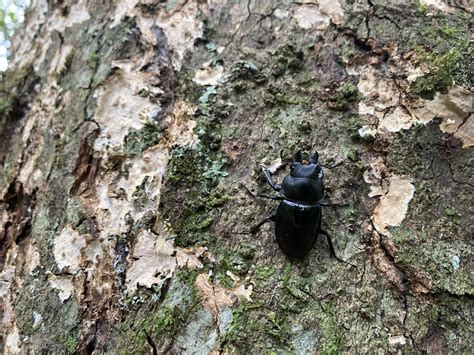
281;162;324;203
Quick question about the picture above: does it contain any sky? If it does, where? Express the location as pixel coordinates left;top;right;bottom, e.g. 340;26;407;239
0;0;29;71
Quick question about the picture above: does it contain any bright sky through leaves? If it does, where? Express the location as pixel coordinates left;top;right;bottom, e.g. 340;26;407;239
0;0;29;71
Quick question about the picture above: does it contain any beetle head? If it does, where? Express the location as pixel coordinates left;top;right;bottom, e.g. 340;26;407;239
289;150;323;180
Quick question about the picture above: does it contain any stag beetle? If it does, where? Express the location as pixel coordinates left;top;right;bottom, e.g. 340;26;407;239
244;150;353;264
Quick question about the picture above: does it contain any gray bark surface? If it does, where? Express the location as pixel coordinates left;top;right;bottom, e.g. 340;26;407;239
0;0;472;353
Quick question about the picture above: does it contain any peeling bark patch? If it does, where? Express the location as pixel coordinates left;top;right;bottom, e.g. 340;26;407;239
93;63;161;152
4;325;21;353
123;1;203;70
96;147;168;236
419;0;454;13
410;87;473;148
379;107;417;133
48;274;74;302
125;229;203;293
293;0;343;30
54;225;86;274
354;61;472;143
194;62;224;86
11;0;90;72
294;5;330;30
357;65;399;110
372;175;415;233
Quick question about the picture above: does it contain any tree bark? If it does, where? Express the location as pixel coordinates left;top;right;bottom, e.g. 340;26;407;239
1;0;472;353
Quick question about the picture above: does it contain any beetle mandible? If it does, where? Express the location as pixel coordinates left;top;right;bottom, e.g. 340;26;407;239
244;150;353;264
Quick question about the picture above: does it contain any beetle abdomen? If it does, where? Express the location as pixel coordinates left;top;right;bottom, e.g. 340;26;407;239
275;201;321;258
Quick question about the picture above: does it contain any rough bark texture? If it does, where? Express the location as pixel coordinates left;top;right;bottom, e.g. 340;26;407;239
1;0;472;353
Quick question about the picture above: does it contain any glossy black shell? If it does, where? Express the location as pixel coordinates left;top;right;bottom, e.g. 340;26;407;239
280;176;324;203
275;161;324;258
275;201;321;258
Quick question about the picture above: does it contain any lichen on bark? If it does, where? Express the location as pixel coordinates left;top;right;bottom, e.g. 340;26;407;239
1;0;472;353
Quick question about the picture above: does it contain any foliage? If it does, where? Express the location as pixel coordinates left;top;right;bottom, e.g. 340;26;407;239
0;0;29;70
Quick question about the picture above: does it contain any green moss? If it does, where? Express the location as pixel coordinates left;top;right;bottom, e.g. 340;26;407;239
346;148;359;162
124;122;163;155
161;146;231;247
62;334;78;353
335;40;357;64
319;315;345;355
409;18;471;99
115;269;200;352
231;61;265;83
328;84;361;111
394;233;472;295
390;226;412;244
15;273;81;354
444;206;460;224
87;52;100;70
0;95;13;118
272;44;304;77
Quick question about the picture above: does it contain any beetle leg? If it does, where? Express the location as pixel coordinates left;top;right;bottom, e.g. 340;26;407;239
250;214;276;234
234;214;276;235
240;183;284;201
319;229;356;267
262;168;282;191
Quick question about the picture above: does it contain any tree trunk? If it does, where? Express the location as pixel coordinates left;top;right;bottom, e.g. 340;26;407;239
1;0;472;353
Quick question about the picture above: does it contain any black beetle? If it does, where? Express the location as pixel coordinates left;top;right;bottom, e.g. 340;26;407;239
243;150;353;264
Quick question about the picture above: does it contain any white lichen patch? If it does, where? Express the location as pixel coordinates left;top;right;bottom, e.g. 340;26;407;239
378;107;418;133
364;157;415;233
93;61;161;152
373;175;415;233
267;157;283;174
32;312;43;329
409;87;473;148
48;274;74;302
274;9;289;19
132;1;204;70
126;228;203;293
4;325;21;354
194;62;225;86
317;0;344;26
12;0;91;73
53;225;86;274
358;125;377;139
357;65;400;110
294;5;330;30
96;146;168;235
389;334;407;346
419;0;454;13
